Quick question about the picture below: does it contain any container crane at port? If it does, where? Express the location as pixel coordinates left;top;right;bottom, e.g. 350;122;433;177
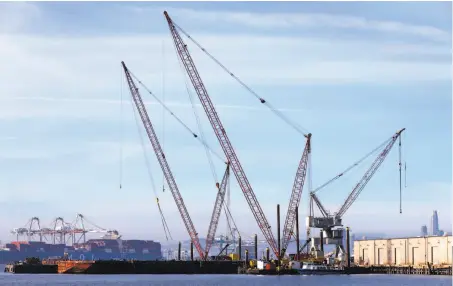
11;214;112;245
122;61;206;259
164;11;312;259
306;128;405;259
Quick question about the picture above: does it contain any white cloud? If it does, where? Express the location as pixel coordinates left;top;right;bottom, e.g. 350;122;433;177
148;7;451;42
0;33;448;124
0;95;313;124
0;32;449;100
0;4;449;124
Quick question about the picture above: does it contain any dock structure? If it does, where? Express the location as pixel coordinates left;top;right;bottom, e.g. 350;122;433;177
354;235;453;268
343;265;452;276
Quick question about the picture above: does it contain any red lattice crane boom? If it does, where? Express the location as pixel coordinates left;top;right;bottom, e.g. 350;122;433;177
336;128;405;217
164;11;279;257
281;134;311;256
306;128;406;245
204;163;230;258
121;61;205;259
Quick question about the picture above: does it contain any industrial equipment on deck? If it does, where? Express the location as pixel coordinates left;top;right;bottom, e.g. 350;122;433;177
306;128;406;263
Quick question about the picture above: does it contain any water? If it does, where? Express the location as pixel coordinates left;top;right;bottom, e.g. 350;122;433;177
1;265;450;285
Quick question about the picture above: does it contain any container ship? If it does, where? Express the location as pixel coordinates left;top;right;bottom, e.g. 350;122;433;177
0;230;162;264
1;215;163;264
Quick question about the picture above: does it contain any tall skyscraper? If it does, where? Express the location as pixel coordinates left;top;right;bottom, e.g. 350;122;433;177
431;210;439;236
421;225;428;236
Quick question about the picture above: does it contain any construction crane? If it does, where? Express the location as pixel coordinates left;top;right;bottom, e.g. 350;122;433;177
204;163;230;258
121;61;206;259
307;128;405;258
160;12;314;256
164;11;280;258
125;68;238;260
280;134;311;258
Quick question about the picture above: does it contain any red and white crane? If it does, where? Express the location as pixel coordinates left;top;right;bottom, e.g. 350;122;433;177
165;11;286;258
164;11;314;258
122;61;206;259
281;134;311;257
123;64;237;260
204;163;230;258
307;128;405;256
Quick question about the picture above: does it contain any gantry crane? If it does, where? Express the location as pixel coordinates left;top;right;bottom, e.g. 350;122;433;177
307;128;405;258
164;11;280;257
122;61;206;259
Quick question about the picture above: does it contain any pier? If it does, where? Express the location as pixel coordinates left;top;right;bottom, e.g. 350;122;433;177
355;265;452;276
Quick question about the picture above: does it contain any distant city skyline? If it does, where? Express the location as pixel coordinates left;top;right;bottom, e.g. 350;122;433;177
417;210;451;237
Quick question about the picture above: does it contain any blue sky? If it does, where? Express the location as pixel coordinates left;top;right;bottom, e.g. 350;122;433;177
0;2;451;245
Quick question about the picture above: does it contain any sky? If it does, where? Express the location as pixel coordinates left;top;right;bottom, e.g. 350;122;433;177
0;1;451;246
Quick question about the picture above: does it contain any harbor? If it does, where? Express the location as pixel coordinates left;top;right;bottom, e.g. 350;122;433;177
1;9;451;278
5;257;452;276
0;2;450;285
4;207;453;276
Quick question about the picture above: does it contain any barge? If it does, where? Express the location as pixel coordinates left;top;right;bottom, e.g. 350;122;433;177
4;257;57;274
5;258;242;274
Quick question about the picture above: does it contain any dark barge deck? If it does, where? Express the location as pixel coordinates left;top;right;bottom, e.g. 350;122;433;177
5;260;243;274
5;260;452;276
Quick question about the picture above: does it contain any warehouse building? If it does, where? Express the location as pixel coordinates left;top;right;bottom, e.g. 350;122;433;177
354;235;453;267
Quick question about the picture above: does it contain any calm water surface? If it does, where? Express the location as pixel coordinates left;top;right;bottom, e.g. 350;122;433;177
1;265;451;285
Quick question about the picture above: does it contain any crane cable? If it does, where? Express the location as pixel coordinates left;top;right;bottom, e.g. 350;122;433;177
129;71;225;163
130;69;240;236
312;136;392;194
399;135;402;214
335;130;405;217
127;75;172;241
221;174;240;236
162;40;166;193
119;68;124;189
402;131;407;214
174;39;219;183
224;170;235;238
119;71;172;238
120;67;171;239
403;131;407;189
130;98;172;240
171;35;241;238
79;215;106;232
171;21;309;137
